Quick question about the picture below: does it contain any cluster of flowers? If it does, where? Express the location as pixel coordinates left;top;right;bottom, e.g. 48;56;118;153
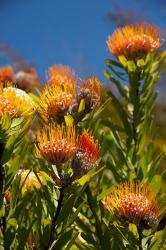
0;64;100;194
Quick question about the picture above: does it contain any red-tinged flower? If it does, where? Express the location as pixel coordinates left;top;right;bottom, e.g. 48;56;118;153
15;67;38;92
19;170;45;192
38;84;74;123
0;65;14;82
48;64;76;93
72;130;100;176
78;77;101;111
102;181;159;229
107;23;162;60
36;124;77;165
78;129;99;163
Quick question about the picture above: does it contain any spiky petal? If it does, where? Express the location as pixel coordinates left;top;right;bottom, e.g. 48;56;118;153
107;23;161;59
102;181;159;229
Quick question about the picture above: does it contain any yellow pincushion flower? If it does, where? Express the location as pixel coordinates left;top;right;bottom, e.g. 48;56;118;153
48;64;76;93
19;170;44;192
107;23;161;60
102;181;159;229
38;84;75;122
36;124;77;165
1;86;35;117
0;95;16;119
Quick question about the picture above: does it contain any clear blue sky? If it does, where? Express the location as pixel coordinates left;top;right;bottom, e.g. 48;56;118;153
0;0;166;82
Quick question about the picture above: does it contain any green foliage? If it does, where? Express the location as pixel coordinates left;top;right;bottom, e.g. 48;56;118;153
0;32;165;250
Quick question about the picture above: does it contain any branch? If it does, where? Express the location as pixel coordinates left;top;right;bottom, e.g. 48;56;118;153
45;184;67;249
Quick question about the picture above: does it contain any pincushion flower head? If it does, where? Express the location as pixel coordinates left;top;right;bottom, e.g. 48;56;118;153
72;129;100;176
36;124;77;165
78;77;101;112
19;170;44;193
0;65;14;82
48;64;76;93
102;181;159;229
107;23;162;60
0;86;35;119
38;84;75;123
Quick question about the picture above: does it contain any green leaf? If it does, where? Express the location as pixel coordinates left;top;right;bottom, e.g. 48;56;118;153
56;194;76;225
64;115;74;126
50;229;74;250
127;61;136;72
66;202;84;228
118;55;128;67
97;186;114;201
65;231;79;250
104;69;126;98
150;175;162;194
107;91;132;136
78;99;85;113
105;58;123;69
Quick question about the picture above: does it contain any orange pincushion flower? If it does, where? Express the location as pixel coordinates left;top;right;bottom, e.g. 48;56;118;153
19;170;44;192
102;182;159;229
2;87;35;117
36;124;77;165
48;64;76;93
0;65;14;82
38;84;74;122
107;23;161;59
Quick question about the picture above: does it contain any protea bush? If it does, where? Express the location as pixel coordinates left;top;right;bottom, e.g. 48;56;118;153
0;22;165;250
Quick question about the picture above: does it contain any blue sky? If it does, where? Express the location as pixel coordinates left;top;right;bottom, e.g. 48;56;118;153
0;0;166;82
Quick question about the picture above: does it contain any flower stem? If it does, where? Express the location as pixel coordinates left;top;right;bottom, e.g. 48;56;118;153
129;72;141;175
45;185;66;249
138;226;143;250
